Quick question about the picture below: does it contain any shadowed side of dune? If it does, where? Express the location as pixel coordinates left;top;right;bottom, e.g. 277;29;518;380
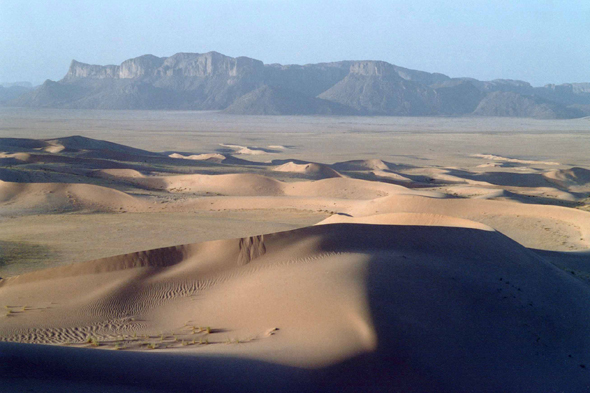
0;342;313;393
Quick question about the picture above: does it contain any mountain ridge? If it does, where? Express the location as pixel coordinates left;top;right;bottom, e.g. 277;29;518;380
7;51;590;118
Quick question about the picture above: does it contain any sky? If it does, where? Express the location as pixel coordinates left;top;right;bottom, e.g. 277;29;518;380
1;0;589;86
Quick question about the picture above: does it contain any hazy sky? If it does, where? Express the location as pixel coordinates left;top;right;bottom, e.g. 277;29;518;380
1;0;589;86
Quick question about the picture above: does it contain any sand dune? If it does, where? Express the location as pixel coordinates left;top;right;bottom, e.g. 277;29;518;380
93;170;440;199
347;194;590;251
219;143;276;155
94;168;147;179
369;169;414;183
332;159;392;171
2;134;590;391
2;222;590;391
45;135;157;156
273;161;343;179
168;152;227;163
0;152;31;162
147;173;285;195
0;180;145;214
471;153;560;166
544;167;590;192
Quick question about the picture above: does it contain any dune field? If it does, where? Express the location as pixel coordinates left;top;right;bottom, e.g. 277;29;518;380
1;110;590;391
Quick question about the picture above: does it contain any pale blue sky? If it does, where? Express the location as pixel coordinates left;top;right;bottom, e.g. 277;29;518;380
1;0;588;86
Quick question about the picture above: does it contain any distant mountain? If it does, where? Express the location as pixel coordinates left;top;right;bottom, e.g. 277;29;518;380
534;83;590;106
317;61;439;115
1;82;33;88
472;91;585;119
431;80;484;115
8;51;590;118
0;84;33;104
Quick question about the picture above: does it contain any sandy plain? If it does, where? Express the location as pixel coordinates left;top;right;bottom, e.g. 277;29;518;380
1;108;590;392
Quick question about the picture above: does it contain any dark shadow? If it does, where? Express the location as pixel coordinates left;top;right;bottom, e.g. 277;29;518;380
444;168;559;189
530;249;590;282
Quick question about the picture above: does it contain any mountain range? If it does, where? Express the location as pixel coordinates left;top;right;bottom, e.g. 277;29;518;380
6;52;590;118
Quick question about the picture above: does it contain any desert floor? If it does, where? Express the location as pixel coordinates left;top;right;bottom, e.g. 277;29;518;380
1;108;590;392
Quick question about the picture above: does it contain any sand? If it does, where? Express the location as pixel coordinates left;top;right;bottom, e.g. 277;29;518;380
1;111;590;392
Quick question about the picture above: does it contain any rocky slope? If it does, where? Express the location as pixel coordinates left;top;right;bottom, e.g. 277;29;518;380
473;91;585;119
0;84;33;104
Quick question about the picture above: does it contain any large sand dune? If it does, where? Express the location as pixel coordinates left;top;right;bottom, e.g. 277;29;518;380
2;219;590;391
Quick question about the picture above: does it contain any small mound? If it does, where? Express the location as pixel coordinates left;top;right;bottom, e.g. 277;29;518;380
94;169;146;179
43;144;66;153
0;181;145;214
169;153;227;163
370;170;413;183
160;173;285;196
272;162;342;179
445;186;508;199
332;159;390;171
544;167;590;187
0;152;31;162
218;144;271;156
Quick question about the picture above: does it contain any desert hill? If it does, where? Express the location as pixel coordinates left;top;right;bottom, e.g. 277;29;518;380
317;61;439;115
0;84;33;104
7;51;590;118
473;91;585;119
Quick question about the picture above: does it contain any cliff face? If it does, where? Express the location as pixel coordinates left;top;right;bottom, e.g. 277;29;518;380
8;51;590;118
64;52;264;81
119;55;164;78
318;62;440;115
